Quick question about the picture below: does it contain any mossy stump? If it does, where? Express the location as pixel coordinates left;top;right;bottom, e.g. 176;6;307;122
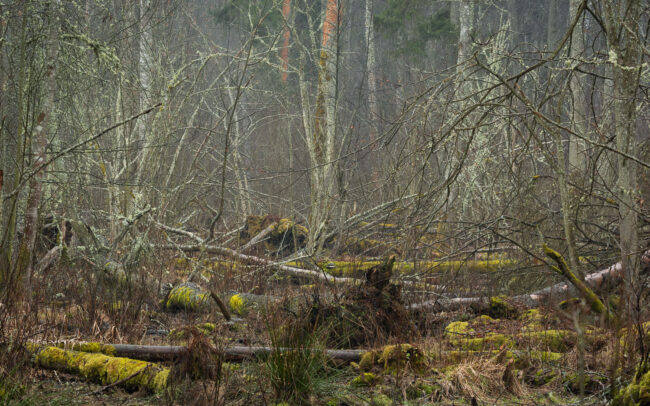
307;255;416;347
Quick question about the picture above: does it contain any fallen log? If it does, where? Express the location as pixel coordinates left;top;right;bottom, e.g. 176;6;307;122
30;345;169;392
44;342;567;371
164;282;283;313
49;342;366;363
156;243;360;285
409;249;650;311
240;222;277;251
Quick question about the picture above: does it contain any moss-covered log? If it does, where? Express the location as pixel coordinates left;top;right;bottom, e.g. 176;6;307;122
165;282;211;311
43;342;367;363
543;244;610;320
157;243;359;284
31;345;169;392
410;248;650;311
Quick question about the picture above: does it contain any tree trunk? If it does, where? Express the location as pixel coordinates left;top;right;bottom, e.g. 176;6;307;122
307;0;341;253
568;0;587;172
602;0;642;317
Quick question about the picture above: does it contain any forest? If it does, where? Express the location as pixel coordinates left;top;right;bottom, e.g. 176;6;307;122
0;0;649;404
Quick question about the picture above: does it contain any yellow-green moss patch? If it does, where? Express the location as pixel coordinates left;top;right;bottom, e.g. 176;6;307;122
444;321;474;337
165;282;210;311
378;344;424;372
55;342;116;356
518;330;576;352
489;295;519;318
229;293;247;316
450;333;514;351
33;346;168;392
350;372;381;387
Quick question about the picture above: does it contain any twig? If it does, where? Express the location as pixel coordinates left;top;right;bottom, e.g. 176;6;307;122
209;290;231;322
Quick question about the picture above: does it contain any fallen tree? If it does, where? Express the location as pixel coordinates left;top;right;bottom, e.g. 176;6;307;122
30;345;169;392
46;342;366;363
409;248;650;311
162;243;357;283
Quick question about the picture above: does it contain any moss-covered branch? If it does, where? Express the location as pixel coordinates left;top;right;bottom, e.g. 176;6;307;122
543;244;611;320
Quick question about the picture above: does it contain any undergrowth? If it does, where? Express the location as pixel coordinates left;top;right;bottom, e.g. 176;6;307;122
263;311;350;405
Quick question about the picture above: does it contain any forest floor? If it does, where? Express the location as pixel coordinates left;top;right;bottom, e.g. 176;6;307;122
2;255;641;405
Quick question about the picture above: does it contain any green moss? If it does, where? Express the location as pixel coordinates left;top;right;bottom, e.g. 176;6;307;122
60;342;116;356
559;297;582;311
198;322;216;334
33;346;168;392
378;344;424;372
528;369;558;386
475;315;495;324
169;323;217;340
563;372;607;394
442;349;561;368
489;295;518;318
359;351;377;371
529;350;562;363
370;394;393;406
307;258;517;277
405;381;439;400
350;372;380;387
520;330;576;352
229;293;247;316
165;282;209;311
450;333;514;351
519;308;543;323
614;361;650;405
444;321;474;337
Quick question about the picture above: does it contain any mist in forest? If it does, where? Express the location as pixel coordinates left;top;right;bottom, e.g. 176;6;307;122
0;1;648;404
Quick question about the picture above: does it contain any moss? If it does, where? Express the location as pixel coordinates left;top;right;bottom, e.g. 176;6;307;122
528;369;558;386
559;297;582;311
475;315;495;324
405;381;439;400
489;295;518;318
450;333;514;351
310;258;516;277
229;293;247;316
520;330;576;352
563;372;607;394
198;322;216;334
544;244;609;318
519;308;543;323
350;372;380;387
444;321;474;337
378;344;424;372
33;346;168;392
169;323;216;340
370;394;393;406
508;350;562;369
58;342;116;356
614;361;650;405
359;351;377;371
442;349;561;369
165;282;209;311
